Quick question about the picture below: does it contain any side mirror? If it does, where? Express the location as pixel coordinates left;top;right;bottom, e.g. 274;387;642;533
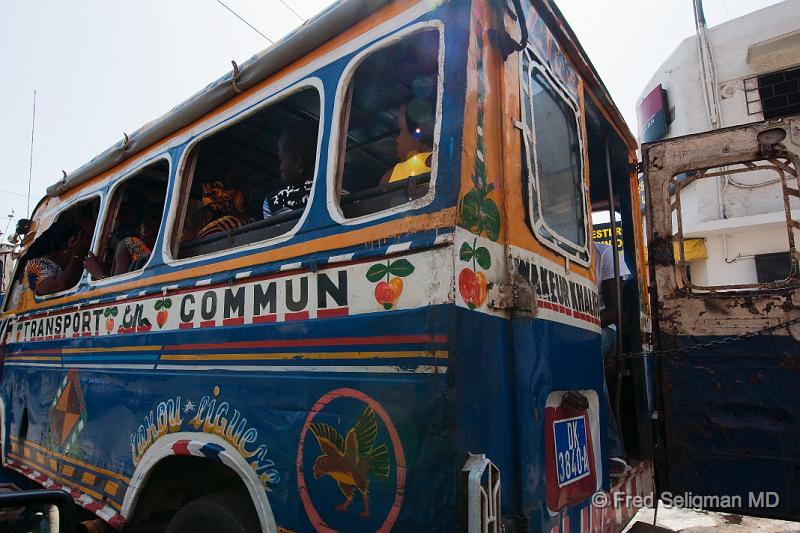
0;490;76;533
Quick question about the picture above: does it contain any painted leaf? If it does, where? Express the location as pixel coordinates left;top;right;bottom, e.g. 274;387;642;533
474;247;492;270
459;241;474;262
110;307;118;317
103;308;111;317
388;259;415;278
163;299;172;309
154;300;163;311
482;197;501;241
460;189;482;231
366;264;389;283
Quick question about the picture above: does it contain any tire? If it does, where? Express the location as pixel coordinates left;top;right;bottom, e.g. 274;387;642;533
164;489;261;533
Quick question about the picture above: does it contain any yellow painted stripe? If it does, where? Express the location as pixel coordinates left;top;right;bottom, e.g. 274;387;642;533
161;350;449;361
16;438;130;483
9;452;122;511
62;345;161;354
82;472;97;485
63;465;75;477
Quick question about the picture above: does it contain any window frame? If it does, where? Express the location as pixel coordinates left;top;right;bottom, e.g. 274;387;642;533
519;47;590;266
87;155;171;287
327;20;445;226
670;158;800;294
163;78;325;265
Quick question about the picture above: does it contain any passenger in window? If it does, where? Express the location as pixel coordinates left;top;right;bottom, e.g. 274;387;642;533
262;120;318;219
381;97;435;185
84;208;160;278
24;221;91;296
185;174;250;241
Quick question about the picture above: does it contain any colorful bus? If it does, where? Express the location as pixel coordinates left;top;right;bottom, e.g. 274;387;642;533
0;0;656;531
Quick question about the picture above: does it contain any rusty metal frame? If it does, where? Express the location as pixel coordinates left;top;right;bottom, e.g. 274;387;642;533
670;157;800;293
643;115;800;340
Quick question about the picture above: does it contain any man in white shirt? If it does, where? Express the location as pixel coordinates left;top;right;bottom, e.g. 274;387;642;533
593;240;630;478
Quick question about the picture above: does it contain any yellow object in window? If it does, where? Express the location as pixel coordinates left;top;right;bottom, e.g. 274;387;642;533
388;151;433;183
674;238;707;261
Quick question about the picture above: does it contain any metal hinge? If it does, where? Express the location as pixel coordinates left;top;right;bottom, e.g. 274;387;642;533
630;161;644;174
488;283;535;312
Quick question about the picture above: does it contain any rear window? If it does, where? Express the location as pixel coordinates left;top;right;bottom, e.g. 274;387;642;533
520;49;588;261
334;28;441;220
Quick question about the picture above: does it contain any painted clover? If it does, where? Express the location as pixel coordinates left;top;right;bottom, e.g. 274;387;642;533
459;239;490;309
102;306;119;333
154;298;173;328
366;259;415;310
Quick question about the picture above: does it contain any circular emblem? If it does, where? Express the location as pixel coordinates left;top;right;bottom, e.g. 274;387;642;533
297;388;406;532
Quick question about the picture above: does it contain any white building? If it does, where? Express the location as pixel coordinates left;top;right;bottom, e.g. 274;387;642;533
637;0;800;288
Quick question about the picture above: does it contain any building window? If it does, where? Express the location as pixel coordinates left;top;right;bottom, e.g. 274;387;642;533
519;49;588;261
173;87;320;259
335;28;440;219
745;66;800;118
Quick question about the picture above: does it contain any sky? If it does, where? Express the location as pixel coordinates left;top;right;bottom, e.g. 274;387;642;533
0;0;787;239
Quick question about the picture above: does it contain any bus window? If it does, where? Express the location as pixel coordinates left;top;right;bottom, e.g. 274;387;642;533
520;50;587;261
336;28;440;219
174;87;320;259
85;160;168;280
6;197;99;304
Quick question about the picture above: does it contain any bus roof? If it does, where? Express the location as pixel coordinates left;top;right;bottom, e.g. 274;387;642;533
44;0;634;200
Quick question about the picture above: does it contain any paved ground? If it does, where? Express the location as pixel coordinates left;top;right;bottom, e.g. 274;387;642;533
624;505;800;532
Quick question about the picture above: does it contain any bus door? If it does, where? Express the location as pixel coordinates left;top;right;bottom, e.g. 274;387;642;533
643;115;800;520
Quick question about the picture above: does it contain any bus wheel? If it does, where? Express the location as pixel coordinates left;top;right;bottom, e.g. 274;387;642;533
164;489;260;533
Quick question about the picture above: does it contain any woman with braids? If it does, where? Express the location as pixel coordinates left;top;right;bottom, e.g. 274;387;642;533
23;220;91;296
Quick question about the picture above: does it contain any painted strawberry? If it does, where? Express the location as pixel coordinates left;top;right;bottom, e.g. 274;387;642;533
154;298;172;328
459;239;491;309
103;306;118;333
366;259;415;310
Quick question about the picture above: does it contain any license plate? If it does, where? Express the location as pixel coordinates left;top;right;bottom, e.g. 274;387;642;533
553;415;591;487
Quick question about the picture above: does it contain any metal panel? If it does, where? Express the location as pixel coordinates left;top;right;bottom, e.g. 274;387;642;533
643;115;800;520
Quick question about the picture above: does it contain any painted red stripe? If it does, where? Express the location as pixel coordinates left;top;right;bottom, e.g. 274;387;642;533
179;322;194;330
82;332;93;337
317;307;349;318
222;317;245;326
84;500;103;512
11;349;63;355
285;311;310;321
163;334;448;351
172;440;191;456
199;320;216;328
253;314;277;324
72;333;81;338
108;515;126;529
136;326;152;333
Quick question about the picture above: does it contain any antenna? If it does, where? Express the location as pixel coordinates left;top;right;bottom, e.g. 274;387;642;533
27;90;37;218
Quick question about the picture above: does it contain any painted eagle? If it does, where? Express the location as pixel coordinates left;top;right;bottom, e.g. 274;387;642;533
309;406;390;518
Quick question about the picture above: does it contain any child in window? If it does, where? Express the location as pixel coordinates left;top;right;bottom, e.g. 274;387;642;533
263;120;318;219
381;97;435;185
